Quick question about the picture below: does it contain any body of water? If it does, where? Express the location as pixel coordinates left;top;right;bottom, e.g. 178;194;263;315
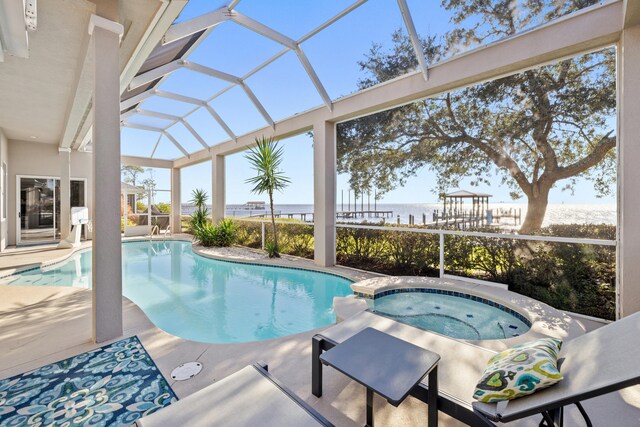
183;203;616;227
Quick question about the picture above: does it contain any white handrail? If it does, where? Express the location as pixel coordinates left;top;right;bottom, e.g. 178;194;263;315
231;217;616;246
335;223;616;246
229;216;616;286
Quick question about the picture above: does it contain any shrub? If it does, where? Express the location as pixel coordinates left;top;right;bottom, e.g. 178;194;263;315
189;188;210;233
233;221;315;257
265;241;280;258
136;201;147;213
443;234;475;276
155;202;171;214
446;231;521;282
336;225;386;260
120;218;136;233
190;210;209;233
385;232;439;275
194;219;237;247
214;219;237;247
279;224;314;258
235;221;262;248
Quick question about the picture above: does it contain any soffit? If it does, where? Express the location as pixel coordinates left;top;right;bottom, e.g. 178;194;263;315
0;0;95;143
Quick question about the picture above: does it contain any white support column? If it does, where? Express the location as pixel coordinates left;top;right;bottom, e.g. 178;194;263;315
313;121;336;267
618;25;640;318
171;168;181;234
89;13;124;343
211;154;225;224
59;148;71;240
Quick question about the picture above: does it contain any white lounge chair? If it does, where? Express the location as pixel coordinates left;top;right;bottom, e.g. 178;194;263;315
137;363;333;427
312;310;640;426
473;310;640;426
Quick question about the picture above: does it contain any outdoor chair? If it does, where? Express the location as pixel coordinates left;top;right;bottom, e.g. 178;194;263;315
312;310;640;427
136;363;333;427
473;310;640;426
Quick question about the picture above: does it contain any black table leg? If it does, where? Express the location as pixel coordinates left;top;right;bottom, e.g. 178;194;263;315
428;366;438;427
366;388;374;427
312;336;323;397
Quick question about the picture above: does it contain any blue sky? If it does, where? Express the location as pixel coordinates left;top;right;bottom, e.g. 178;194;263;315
123;1;616;206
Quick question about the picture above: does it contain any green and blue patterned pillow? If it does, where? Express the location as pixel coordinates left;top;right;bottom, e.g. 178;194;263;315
473;338;563;403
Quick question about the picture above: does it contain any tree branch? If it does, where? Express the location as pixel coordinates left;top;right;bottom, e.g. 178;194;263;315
525;72;559;172
442;93;532;196
554;131;616;180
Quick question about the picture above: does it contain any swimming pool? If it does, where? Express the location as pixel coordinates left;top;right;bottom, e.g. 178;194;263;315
1;241;353;343
369;289;530;340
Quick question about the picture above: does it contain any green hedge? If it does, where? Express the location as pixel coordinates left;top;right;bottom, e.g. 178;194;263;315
234;221;315;259
194;219;237;247
230;221;616;320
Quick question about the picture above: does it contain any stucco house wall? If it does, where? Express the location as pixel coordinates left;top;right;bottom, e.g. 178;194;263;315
0;129;8;251
6;140;93;247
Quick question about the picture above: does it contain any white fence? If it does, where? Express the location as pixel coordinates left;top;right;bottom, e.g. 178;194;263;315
233;218;616;287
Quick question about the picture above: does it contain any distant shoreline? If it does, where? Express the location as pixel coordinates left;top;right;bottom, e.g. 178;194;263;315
181;202;616;226
183;202;617;207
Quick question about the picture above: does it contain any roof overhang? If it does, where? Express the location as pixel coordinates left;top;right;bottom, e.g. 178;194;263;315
0;0;31;61
624;0;640;27
61;0;189;152
0;0;188;148
120;30;204;112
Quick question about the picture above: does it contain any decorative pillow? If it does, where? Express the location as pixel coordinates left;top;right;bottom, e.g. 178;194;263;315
473;338;563;403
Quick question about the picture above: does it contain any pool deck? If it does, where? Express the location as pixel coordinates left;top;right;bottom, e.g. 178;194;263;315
350;276;588;351
0;242;89;275
1;238;639;426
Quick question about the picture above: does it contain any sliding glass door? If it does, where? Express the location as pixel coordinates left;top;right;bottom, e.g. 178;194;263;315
18;176;86;245
19;177;56;243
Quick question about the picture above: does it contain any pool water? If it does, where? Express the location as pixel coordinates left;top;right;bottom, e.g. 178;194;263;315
371;292;530;340
1;241;353;343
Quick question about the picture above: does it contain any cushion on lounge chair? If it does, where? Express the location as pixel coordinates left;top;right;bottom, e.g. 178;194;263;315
135;365;331;427
473;311;640;423
473;338;563;403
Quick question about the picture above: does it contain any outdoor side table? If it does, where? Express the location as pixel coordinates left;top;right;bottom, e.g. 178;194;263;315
319;327;440;427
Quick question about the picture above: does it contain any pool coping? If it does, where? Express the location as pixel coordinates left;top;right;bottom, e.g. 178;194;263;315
0;236;380;285
0;242;92;278
348;276;586;350
190;245;377;283
0;237;167;279
0;238;373;348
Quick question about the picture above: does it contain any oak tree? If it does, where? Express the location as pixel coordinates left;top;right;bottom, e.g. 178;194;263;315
338;0;615;233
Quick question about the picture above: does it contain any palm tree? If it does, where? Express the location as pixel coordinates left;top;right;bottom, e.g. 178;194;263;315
190;188;209;212
189;188;209;231
245;137;290;257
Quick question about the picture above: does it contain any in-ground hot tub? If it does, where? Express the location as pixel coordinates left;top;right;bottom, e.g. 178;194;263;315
352;277;533;340
366;288;530;340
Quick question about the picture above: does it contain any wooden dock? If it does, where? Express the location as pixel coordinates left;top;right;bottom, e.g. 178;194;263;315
336;210;393;219
238;209;394;222
426;208;522;229
228;206;520;228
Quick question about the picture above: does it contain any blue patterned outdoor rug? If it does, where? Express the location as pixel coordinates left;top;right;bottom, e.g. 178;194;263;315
0;336;177;426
